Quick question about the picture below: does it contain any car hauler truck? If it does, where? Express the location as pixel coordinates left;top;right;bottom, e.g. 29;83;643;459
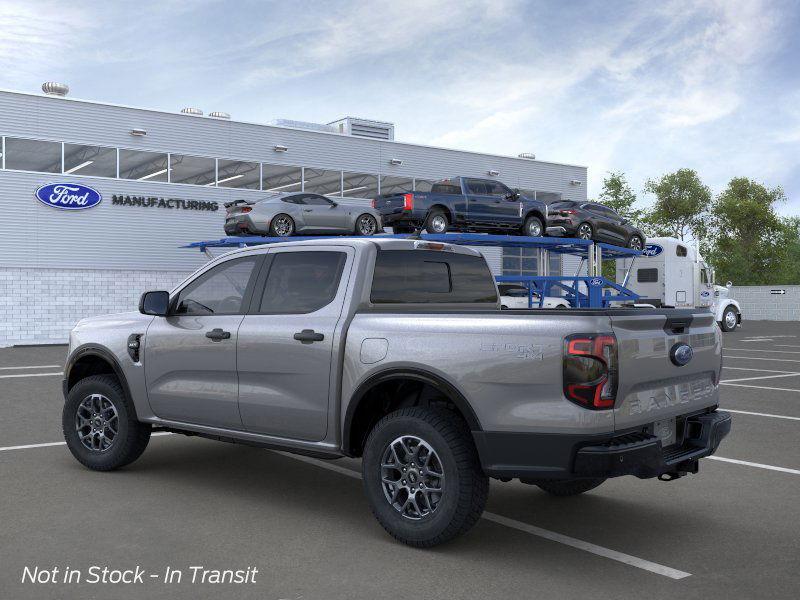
616;236;742;331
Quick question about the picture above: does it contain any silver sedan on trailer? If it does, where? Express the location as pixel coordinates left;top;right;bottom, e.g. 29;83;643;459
224;192;384;237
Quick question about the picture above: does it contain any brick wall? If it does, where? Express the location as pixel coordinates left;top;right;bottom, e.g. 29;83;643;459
729;285;800;322
0;268;190;347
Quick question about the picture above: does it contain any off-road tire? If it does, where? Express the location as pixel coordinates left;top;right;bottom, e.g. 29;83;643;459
535;478;606;497
63;374;151;471
362;407;489;547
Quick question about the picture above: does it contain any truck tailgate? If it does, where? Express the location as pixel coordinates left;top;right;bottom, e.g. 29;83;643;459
611;310;721;434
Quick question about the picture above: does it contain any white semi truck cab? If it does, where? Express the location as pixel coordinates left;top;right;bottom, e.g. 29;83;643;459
616;237;742;332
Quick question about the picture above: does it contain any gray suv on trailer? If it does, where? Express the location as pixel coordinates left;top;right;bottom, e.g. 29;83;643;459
62;238;730;547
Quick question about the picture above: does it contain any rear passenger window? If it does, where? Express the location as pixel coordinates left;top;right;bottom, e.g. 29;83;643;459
637;268;659;283
258;251;347;314
371;250;497;304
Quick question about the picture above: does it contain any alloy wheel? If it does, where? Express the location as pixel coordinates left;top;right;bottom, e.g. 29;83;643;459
725;310;737;329
380;435;445;520
526;219;543;236
629;236;643;251
75;393;119;452
273;216;293;236
430;215;448;233
358;215;377;236
577;224;593;240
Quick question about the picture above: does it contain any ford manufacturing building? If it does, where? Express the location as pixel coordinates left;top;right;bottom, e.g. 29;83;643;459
0;85;587;347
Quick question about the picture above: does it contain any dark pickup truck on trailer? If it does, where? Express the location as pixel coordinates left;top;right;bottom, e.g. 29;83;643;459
62;238;730;547
373;177;549;236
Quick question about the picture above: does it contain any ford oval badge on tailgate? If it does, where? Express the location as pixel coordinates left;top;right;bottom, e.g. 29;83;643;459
35;183;102;210
670;342;693;367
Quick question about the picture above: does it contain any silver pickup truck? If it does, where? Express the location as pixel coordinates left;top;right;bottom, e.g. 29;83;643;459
62;238;730;547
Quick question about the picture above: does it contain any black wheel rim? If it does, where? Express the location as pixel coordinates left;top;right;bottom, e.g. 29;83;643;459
273;216;293;236
75;394;119;452
380;435;444;520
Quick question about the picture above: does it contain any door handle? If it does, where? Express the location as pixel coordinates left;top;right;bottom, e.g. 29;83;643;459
303;209;313;212
293;329;324;343
205;328;231;341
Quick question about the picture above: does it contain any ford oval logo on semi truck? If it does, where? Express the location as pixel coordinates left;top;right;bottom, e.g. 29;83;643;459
35;183;102;210
642;244;663;257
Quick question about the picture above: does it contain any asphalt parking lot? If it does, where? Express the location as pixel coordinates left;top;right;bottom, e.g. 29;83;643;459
1;321;799;600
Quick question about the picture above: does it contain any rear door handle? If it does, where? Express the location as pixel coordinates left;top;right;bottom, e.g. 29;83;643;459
303;209;313;212
293;329;324;343
205;328;231;341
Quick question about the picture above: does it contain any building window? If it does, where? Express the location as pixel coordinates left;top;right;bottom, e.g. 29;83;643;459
63;144;117;177
379;175;413;195
262;163;302;193
170;154;216;186
4;138;61;173
304;168;342;196
341;172;378;198
502;247;539;276
119;149;169;182
217;159;260;189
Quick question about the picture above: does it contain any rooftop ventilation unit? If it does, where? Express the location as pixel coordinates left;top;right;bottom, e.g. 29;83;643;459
328;117;394;141
518;152;536;160
269;119;337;134
180;107;203;116
42;82;69;97
209;111;230;119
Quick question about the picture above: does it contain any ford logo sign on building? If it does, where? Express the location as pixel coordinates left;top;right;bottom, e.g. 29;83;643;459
35;183;102;210
641;244;663;257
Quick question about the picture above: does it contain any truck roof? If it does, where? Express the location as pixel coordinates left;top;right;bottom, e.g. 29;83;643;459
217;236;484;258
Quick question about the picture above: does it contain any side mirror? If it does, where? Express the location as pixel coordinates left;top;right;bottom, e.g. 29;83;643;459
329;201;338;208
139;290;170;316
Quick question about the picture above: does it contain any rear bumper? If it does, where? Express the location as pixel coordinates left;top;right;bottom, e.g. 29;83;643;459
473;410;731;480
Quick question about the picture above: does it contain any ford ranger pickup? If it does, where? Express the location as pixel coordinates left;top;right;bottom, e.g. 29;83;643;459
62;237;730;547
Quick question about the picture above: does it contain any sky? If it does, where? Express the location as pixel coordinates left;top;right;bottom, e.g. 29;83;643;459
1;0;799;213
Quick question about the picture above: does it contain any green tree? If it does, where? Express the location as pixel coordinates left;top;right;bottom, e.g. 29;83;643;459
597;171;643;226
642;169;711;241
705;177;794;285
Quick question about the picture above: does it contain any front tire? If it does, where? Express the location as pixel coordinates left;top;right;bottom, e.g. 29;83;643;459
424;209;449;234
362;407;488;547
269;214;295;237
627;235;644;251
63;375;151;471
535;478;605;496
355;213;379;236
720;306;738;332
522;215;544;237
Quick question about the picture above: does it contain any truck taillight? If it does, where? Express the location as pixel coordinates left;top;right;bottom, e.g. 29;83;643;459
563;333;618;409
371;199;377;208
403;193;414;211
560;209;576;215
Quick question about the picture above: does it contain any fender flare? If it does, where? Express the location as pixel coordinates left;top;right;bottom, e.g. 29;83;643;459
342;367;482;456
715;301;741;322
64;344;135;414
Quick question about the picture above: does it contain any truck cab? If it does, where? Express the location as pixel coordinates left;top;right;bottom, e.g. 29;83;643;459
616;236;742;331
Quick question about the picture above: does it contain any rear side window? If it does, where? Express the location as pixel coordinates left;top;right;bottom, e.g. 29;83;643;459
465;179;489;195
637;268;659;283
371;250;498;304
430;180;462;194
258;251;347;314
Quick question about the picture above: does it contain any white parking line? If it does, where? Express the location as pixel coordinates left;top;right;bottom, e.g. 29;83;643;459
279;452;691;579
0;432;172;452
0;372;63;379
727;348;800;354
708;456;800;475
722;367;799;374
0;365;62;370
721;373;800;383
724;409;800;422
725;356;800;364
720;382;800;393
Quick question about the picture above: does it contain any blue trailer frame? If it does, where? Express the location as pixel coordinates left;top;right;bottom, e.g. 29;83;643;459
183;233;641;309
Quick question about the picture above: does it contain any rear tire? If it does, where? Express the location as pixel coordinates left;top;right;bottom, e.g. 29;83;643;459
362;407;489;547
522;215;544;237
269;214;295;237
62;375;151;471
535;478;605;496
355;213;379;236
576;222;593;240
627;235;644;251
720;306;738;332
424;209;449;234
